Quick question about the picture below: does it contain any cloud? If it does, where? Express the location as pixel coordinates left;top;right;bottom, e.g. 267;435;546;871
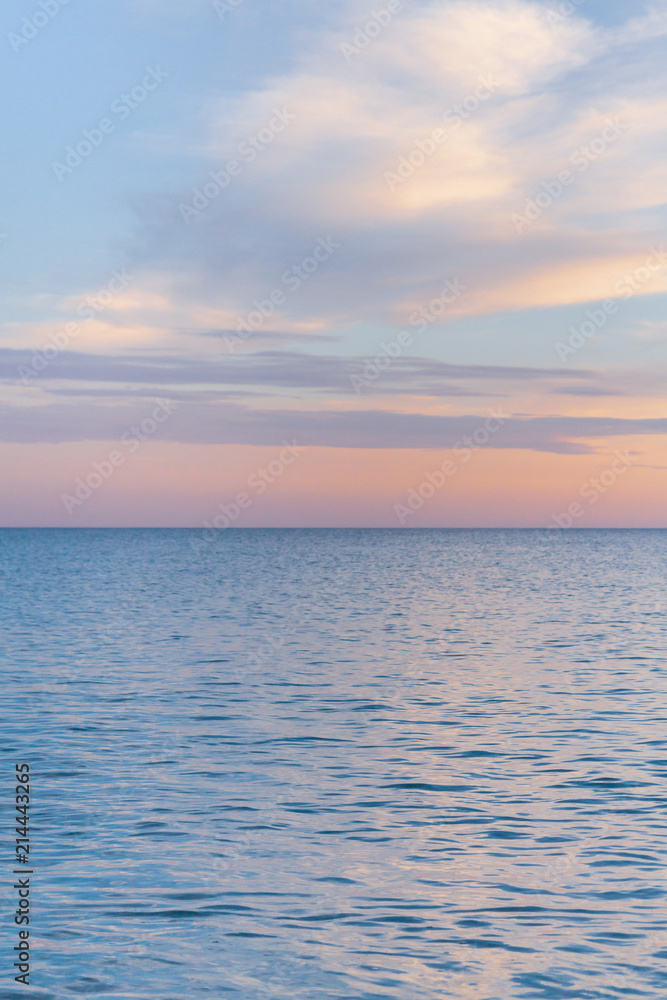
632;320;667;342
553;385;625;397
123;0;667;340
606;3;667;47
376;0;598;93
0;347;600;398
2;395;667;455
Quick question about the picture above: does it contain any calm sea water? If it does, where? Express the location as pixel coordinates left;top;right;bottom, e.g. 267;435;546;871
1;529;666;1000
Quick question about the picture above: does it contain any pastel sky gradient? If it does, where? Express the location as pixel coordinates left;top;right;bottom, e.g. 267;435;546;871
1;0;666;526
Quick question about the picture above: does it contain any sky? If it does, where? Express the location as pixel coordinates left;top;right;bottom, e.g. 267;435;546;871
1;0;666;527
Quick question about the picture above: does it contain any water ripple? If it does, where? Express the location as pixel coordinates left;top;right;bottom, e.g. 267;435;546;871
1;528;666;999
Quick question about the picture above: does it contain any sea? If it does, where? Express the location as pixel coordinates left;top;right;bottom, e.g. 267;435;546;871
1;528;666;1000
